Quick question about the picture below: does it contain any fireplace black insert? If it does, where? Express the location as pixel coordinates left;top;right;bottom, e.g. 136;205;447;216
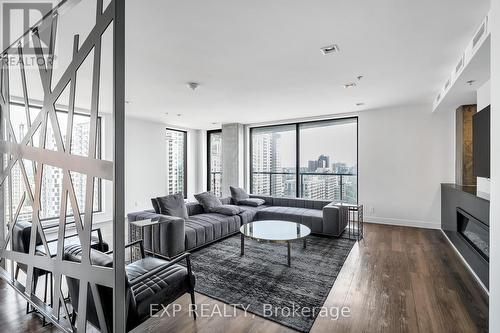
457;207;489;262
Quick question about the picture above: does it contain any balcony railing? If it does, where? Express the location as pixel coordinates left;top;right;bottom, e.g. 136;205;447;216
251;171;357;203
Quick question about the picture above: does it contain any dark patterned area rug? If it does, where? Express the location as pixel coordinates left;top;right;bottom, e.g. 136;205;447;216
188;234;356;332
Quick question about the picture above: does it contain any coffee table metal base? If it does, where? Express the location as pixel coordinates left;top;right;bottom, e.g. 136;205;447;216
240;234;307;267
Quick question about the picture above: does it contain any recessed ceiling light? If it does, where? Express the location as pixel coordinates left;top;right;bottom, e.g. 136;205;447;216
466;80;476;86
343;82;356;89
177;113;182;117
356;103;365;106
320;44;340;55
187;82;200;91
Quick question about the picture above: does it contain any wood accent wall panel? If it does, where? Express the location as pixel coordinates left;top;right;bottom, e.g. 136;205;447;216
456;105;477;186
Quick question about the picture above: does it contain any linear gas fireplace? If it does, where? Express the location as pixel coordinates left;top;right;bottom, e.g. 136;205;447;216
457;207;489;261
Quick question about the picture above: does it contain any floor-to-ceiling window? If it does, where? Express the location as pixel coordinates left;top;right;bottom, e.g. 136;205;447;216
250;124;297;197
166;128;187;197
5;102;102;224
207;129;222;196
250;117;358;203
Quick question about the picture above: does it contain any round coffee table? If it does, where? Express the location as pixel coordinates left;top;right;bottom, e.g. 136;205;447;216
239;220;311;267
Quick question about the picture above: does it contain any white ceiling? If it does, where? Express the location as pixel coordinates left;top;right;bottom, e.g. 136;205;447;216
6;0;491;129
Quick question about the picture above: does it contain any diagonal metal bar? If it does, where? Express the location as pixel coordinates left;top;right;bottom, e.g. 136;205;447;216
81;0;103;264
50;2;113;104
90;282;108;333
17;43;37;176
6;121;35;203
47;14;58;90
76;279;88;331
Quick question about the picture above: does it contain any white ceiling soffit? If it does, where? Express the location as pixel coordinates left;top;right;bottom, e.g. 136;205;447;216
433;12;491;112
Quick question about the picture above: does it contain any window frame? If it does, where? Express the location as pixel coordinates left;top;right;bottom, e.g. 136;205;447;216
165;127;188;198
207;129;222;195
249;116;358;203
8;101;103;222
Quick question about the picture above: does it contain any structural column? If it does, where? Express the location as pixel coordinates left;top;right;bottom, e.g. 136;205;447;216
221;123;245;197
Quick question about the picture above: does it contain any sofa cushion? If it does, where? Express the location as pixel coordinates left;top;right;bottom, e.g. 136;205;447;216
230;186;249;203
186;202;205;216
151;198;160;214
238;204;268;224
210;205;242;216
194;192;222;212
126;257;192;321
35;235;109;257
238;198;265;207
256;206;324;234
156;193;188;219
184;213;240;250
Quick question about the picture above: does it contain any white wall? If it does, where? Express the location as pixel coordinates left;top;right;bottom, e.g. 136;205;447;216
243;105;454;229
358;105;455;229
489;0;499;330
477;79;491;110
124;117;204;213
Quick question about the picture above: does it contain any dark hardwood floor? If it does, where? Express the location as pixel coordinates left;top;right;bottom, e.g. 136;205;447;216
0;223;489;333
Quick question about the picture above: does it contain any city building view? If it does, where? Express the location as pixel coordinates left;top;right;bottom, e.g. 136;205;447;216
208;131;222;197
6;105;101;224
166;129;186;196
251;119;358;204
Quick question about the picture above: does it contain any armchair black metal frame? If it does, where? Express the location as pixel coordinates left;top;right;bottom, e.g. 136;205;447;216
68;239;196;332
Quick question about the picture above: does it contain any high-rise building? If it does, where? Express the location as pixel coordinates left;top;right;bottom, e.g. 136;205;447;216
166;130;185;195
318;154;330;169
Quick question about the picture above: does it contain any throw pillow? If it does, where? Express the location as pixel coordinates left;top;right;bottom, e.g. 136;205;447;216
238;198;265;207
194;191;222;212
230;186;249;203
151;198;160;214
156;193;189;219
210;205;243;216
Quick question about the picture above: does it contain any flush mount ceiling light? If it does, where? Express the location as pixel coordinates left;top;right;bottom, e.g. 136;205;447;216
343;82;356;89
320;44;340;55
187;82;200;91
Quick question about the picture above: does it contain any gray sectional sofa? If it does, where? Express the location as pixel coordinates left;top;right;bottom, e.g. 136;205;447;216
127;195;345;259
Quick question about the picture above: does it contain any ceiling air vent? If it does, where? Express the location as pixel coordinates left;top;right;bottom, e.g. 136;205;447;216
472;21;486;48
455;56;464;75
320;44;340;55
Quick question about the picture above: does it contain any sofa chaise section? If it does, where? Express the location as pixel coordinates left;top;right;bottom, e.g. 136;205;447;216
248;195;345;236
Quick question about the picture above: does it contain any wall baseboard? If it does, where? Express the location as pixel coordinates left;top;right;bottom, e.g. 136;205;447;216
364;216;441;230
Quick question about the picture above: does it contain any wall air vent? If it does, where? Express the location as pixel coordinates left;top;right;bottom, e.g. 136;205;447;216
444;78;451;91
455;55;464;75
473;20;486;48
320;44;340;55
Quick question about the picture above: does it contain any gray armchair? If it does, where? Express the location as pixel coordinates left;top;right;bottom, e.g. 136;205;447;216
127;211;186;258
64;240;196;332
